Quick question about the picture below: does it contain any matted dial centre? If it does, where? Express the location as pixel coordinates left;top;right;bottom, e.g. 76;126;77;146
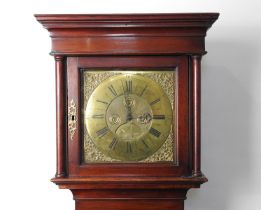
106;94;153;141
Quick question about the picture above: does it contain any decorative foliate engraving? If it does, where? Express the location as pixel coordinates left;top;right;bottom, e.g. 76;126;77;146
68;99;77;141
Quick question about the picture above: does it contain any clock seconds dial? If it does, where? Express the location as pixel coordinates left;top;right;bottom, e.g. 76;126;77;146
85;74;173;161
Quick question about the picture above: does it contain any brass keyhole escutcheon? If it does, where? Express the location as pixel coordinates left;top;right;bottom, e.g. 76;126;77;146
68;100;77;141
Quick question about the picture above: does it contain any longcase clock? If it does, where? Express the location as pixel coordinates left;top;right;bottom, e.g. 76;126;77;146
35;13;219;210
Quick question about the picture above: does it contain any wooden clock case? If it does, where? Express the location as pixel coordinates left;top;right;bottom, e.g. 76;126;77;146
35;13;219;210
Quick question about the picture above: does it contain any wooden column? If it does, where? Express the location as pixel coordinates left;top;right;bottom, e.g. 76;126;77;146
55;55;66;178
191;55;202;177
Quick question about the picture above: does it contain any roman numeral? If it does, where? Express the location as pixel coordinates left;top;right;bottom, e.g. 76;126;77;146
109;138;118;150
141;139;149;148
149;127;161;138
96;127;109;137
96;100;108;105
150;98;160;106
153;115;165;120
140;85;147;96
92;114;104;119
126;142;132;153
108;85;117;96
125;80;132;93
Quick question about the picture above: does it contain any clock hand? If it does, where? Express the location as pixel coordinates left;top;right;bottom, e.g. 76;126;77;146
123;89;133;122
126;105;133;121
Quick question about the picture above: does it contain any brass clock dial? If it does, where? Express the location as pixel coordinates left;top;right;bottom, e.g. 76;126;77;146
85;74;172;161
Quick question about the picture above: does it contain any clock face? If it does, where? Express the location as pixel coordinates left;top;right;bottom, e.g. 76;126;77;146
85;74;173;161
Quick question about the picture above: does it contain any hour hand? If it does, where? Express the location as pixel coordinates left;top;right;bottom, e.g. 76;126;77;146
124;95;133;122
126;106;133;121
